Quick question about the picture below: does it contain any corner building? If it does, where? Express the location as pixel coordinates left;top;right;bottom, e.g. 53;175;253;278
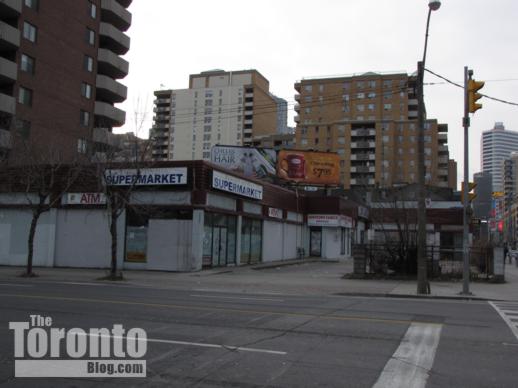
293;72;456;189
0;0;131;162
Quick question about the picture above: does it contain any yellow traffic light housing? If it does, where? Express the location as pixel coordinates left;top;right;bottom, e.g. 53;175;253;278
461;181;477;202
468;79;484;113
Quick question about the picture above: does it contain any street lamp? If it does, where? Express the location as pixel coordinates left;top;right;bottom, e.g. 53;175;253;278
416;0;441;295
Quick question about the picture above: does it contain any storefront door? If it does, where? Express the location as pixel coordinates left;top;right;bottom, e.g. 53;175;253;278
310;228;322;257
212;226;228;266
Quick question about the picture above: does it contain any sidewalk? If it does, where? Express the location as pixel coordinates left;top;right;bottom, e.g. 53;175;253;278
0;259;517;301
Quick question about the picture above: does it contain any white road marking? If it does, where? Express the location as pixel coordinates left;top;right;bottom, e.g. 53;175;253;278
372;323;443;388
189;294;284;302
490;301;518;341
78;332;286;356
60;282;112;287
0;283;33;287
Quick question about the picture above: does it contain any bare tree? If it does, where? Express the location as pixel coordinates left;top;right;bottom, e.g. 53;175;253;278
92;99;151;280
10;140;82;277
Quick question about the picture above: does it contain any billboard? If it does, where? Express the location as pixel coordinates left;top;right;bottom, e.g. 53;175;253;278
277;150;340;185
211;146;277;179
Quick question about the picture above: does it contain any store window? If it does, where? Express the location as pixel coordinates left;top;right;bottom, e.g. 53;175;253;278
241;218;262;264
203;213;237;267
125;209;149;263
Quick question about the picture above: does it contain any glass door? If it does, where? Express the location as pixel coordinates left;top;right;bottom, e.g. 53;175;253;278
310;228;322;257
212;226;228;267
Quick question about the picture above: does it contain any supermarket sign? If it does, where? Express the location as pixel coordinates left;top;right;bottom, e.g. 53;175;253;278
212;171;263;200
105;168;188;186
308;214;353;228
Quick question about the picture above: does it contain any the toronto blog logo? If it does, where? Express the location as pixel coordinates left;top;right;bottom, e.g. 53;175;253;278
9;315;147;378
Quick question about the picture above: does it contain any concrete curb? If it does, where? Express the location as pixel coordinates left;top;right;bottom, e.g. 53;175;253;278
251;258;333;270
333;291;495;301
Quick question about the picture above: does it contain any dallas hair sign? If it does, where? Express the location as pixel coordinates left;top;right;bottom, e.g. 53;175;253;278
105;168;188;186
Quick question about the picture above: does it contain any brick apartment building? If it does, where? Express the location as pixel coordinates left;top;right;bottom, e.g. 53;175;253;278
0;0;131;163
293;72;457;189
150;69;282;161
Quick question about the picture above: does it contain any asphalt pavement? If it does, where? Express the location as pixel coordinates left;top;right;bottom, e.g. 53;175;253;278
0;274;517;387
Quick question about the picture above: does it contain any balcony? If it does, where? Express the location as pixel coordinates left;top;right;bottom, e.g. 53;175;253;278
351;153;375;161
0;56;16;84
92;127;120;148
437;168;448;176
294;82;301;92
438;133;447;143
294;94;300;101
244;119;253;125
351;166;375;173
0;0;21;18
97;48;129;79
245;92;253;98
94;101;125;127
351;128;376;137
351;141;375;149
0;128;11;149
0;20;20;51
154;98;170;105
153;106;170;113
115;0;132;7
243;127;253;135
99;22;130;55
438;145;448;154
408;111;418;118
350;178;375;186
100;0;131;31
294;103;300;112
96;74;127;103
438;156;448;164
0;92;15;114
294;115;300;123
408;98;418;105
153;122;169;129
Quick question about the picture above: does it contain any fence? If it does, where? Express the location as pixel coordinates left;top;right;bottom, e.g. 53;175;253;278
352;243;494;279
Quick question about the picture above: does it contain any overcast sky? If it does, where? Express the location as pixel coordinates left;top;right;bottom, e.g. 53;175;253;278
118;0;518;187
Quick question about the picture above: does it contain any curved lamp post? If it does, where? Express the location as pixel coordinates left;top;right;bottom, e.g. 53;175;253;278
417;0;441;294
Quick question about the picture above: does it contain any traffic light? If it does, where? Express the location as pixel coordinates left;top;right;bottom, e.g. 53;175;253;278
468;79;485;113
461;181;477;202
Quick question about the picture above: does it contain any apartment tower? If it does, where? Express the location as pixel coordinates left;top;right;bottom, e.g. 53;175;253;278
0;0;131;162
150;69;281;161
293;72;456;189
481;122;518;192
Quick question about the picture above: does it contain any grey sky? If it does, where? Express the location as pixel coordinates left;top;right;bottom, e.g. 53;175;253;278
119;0;518;187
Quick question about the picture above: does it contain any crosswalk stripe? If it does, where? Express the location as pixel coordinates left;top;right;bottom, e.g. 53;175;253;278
489;301;518;341
372;323;442;388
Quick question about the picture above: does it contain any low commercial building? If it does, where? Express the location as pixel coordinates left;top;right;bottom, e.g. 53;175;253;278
0;161;361;271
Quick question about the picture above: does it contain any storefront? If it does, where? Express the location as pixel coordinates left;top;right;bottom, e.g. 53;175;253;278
0;161;363;271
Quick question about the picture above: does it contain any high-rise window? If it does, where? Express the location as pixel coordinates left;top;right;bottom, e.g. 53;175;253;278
24;0;38;10
77;139;88;154
20;54;35;74
83;55;93;72
18;87;33;106
80;110;90;126
16;119;31;138
81;82;92;99
23;22;37;42
86;28;95;45
89;2;97;18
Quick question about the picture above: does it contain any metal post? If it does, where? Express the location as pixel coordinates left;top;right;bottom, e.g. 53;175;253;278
416;60;429;294
462;66;472;295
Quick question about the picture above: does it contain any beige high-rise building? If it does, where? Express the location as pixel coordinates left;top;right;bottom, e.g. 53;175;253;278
150;69;280;161
293;72;456;189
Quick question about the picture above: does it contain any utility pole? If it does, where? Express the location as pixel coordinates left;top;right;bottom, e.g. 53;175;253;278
416;60;429;294
462;67;484;294
462;66;471;295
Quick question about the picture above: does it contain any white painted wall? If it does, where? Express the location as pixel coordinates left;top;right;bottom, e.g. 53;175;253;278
146;219;193;271
54;209;125;269
0;209;56;267
262;220;283;262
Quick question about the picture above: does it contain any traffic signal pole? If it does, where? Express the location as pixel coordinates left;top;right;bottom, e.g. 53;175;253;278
462;66;472;295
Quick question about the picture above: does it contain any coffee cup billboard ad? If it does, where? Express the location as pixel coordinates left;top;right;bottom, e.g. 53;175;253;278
277;150;341;185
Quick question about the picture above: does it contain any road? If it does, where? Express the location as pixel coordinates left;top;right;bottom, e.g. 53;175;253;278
0;279;517;387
